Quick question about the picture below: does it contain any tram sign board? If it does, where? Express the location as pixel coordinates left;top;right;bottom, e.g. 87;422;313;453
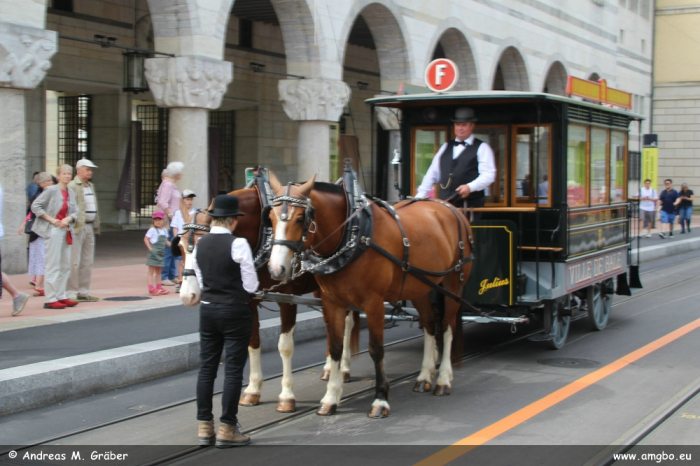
425;59;459;93
565;76;632;109
565;248;628;292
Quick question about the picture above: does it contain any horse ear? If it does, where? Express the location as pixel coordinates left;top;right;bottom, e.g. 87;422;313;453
298;174;316;197
206;197;215;213
269;171;282;194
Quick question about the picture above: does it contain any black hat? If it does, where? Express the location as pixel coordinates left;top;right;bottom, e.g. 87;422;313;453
451;107;478;122
207;195;245;217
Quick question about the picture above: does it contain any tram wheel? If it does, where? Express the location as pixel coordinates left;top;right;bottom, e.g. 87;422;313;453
586;281;612;331
543;299;570;350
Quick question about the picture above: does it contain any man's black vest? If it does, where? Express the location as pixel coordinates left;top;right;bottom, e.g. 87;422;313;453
438;139;484;204
196;233;250;305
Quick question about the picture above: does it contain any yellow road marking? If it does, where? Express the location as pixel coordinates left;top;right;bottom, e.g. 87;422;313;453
414;317;700;466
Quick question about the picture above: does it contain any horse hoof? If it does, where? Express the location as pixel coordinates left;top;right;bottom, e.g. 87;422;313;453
343;371;351;383
239;393;261;406
433;385;451;396
316;403;337;416
367;405;389;419
413;381;432;393
276;398;296;413
320;370;330;381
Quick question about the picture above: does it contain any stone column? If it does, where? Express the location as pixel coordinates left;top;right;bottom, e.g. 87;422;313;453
0;22;57;272
144;56;233;200
279;78;351;182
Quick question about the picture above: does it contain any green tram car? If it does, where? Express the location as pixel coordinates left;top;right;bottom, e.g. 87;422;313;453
366;91;643;348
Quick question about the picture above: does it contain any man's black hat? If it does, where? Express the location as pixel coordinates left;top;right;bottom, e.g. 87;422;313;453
207;195;245;217
451;107;478;122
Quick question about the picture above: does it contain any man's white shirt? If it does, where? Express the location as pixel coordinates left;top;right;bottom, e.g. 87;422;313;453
415;134;496;198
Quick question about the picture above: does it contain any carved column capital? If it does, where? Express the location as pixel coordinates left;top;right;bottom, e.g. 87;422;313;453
144;56;233;109
376;107;400;131
279;78;351;121
0;22;57;90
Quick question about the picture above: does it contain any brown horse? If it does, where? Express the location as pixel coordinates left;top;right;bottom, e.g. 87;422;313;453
177;186;359;413
267;173;472;418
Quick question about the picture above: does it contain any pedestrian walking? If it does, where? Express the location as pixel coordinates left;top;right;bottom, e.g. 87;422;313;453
638;179;658;238
144;211;170;296
18;172;55;296
657;179;679;239
0;183;30;316
675;183;694;234
31;165;79;309
192;195;258;448
171;189;197;290
155;162;184;286
67;158;100;302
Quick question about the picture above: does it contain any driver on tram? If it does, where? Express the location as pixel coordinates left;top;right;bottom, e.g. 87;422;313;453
416;107;496;221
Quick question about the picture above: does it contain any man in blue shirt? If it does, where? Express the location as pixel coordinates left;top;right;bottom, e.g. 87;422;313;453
658;179;679;239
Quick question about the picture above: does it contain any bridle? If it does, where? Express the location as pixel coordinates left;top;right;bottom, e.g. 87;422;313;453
267;182;316;256
181;210;211;278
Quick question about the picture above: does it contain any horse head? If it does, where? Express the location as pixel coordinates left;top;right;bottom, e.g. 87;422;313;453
268;172;316;280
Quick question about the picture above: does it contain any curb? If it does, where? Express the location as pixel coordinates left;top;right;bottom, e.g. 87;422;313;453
0;311;328;416
636;236;700;263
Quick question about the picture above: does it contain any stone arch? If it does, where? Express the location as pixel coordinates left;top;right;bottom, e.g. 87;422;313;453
491;41;530;92
542;60;568;95
146;0;234;59
269;0;323;77
426;23;478;91
338;1;411;89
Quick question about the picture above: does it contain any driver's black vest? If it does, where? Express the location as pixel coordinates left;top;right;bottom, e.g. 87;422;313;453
197;233;250;305
438;139;484;203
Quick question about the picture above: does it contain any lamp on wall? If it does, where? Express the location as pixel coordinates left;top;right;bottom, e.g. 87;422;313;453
123;52;149;93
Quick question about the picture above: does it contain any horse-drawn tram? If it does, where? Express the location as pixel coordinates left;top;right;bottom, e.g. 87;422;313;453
366;88;644;349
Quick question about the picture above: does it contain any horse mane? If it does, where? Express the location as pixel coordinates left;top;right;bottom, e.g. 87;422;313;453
313;181;346;196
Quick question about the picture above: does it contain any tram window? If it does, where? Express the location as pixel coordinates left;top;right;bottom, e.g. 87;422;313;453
567;125;588;207
411;127;448;196
590;128;609;205
610;131;627;202
512;125;551;206
474;126;507;205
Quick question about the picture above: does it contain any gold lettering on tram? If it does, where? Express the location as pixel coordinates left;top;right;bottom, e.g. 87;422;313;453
479;277;510;295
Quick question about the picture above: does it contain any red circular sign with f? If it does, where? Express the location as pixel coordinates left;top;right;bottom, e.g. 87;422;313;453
425;59;459;92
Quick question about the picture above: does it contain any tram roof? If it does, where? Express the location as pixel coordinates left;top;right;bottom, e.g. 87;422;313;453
365;90;644;121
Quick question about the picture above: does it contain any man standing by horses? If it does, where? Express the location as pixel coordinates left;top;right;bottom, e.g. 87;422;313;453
192;195;258;448
415;107;496;221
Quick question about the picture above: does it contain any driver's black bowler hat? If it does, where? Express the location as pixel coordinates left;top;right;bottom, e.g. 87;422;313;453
451;107;478;122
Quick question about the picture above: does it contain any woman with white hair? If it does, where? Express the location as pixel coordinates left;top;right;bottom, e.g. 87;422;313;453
156;161;184;285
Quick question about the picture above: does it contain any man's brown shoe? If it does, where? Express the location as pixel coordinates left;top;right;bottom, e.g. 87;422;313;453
198;420;215;447
215;422;250;448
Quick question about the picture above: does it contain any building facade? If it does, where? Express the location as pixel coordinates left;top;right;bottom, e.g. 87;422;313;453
0;0;653;272
653;0;700;192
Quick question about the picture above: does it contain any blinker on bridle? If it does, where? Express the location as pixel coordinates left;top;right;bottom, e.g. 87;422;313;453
181;210;211;278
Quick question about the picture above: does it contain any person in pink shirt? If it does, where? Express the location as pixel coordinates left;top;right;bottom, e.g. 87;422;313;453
155;162;184;285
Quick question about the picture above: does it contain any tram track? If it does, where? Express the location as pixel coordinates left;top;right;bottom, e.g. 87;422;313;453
3;258;700;464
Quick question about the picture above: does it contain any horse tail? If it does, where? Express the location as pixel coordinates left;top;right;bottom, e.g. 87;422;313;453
435;294;445;357
350;311;361;355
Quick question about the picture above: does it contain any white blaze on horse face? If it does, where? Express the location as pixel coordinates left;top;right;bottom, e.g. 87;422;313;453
179;252;201;306
268;207;296;280
278;326;295;401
